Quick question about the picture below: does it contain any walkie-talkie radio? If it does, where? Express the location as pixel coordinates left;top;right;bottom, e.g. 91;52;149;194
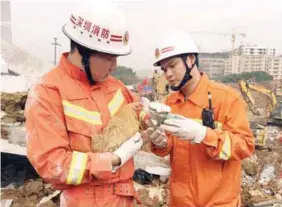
202;92;215;129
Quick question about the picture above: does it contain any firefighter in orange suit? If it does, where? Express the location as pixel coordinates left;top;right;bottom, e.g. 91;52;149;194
25;1;143;206
146;31;255;207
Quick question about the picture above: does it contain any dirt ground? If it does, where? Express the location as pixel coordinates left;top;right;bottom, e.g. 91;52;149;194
1;179;59;207
135;178;170;207
1;178;169;207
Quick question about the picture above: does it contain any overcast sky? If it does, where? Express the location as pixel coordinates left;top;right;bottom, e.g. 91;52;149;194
10;0;282;71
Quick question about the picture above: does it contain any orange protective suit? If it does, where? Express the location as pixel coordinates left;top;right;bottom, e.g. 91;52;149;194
25;53;140;207
151;73;255;207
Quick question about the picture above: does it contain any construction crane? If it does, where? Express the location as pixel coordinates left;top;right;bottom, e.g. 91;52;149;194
189;30;246;52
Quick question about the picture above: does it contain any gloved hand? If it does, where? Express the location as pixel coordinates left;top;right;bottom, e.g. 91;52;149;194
149;102;171;114
140;97;151;112
113;132;143;168
160;114;207;144
147;127;168;148
147;102;171;128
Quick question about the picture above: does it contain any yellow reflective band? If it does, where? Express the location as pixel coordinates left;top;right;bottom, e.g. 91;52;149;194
219;132;231;160
193;118;229;160
108;89;125;116
62;100;102;125
139;110;147;122
215;122;223;130
67;151;88;185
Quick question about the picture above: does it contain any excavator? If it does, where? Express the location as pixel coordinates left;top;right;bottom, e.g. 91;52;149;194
238;80;282;148
238;80;280;116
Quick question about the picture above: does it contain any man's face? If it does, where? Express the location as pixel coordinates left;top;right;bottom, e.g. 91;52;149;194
160;57;186;88
89;53;117;82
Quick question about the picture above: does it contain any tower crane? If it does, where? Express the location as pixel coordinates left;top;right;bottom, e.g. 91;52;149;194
189;30;246;52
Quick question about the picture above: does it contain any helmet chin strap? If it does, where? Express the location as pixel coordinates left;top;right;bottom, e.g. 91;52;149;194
76;43;96;86
170;54;195;91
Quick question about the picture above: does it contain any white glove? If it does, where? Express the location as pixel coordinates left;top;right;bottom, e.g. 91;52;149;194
149;102;171;114
113;132;143;167
147;127;168;148
147;102;171;128
160;114;207;144
140;97;151;112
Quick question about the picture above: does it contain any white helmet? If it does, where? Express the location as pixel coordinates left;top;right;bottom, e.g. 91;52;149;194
153;31;199;66
62;0;131;56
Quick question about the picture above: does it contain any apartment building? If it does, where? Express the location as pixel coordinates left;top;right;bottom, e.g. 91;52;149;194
266;56;282;80
200;58;225;80
240;55;267;73
223;43;282;80
239;44;275;56
224;55;240;75
199;44;282;80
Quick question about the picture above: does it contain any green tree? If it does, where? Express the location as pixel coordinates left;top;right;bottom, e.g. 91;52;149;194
220;71;273;83
112;66;140;85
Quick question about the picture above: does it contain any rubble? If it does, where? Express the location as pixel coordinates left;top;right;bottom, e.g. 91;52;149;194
134;180;169;207
1;154;60;207
1;78;281;206
1;92;27;124
1;179;59;207
134;151;170;170
243;159;259;176
1;199;13;207
1;40;53;77
133;152;170;206
1;91;27;154
241;130;282;207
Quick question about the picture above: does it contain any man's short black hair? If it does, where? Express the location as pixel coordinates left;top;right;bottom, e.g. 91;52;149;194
179;53;199;68
193;53;199;68
70;40;77;53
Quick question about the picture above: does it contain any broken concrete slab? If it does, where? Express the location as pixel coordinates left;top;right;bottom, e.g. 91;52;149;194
1;92;28;123
1;199;13;207
0;139;27;156
1;40;53;77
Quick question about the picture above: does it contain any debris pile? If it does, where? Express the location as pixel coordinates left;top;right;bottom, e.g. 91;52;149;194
1;40;53;77
1;92;27;151
1;179;59;207
1;76;281;206
1;153;60;207
134;179;169;207
133;152;170;207
241;129;282;207
1;92;27;124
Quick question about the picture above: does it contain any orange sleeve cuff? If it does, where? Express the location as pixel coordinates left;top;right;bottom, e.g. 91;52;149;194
202;128;227;158
202;128;219;147
87;152;113;179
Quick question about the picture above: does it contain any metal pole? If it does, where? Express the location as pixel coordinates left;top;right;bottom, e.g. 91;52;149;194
52;37;61;65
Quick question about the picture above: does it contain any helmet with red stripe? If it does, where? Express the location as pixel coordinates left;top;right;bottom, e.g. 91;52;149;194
154;31;199;66
153;31;199;91
62;0;131;86
62;0;131;56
